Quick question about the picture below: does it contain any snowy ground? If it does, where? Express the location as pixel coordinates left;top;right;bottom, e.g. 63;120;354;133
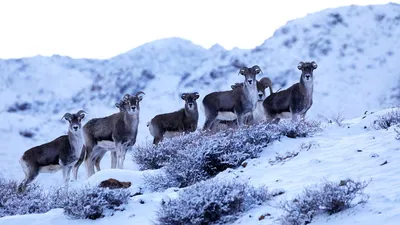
0;108;398;225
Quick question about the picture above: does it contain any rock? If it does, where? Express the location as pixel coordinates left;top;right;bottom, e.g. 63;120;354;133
370;153;379;158
241;162;248;168
259;213;272;220
339;180;348;186
98;178;131;189
271;189;285;197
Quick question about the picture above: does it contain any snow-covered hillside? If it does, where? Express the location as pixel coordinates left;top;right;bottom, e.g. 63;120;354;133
0;3;399;225
0;108;399;225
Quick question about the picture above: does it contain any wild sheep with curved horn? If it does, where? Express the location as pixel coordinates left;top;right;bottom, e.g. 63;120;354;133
202;65;262;130
73;91;144;179
18;110;87;192
263;61;317;123
147;92;200;144
210;77;274;132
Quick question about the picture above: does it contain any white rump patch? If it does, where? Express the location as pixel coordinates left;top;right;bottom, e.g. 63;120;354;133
276;112;293;119
148;122;155;136
39;164;62;173
216;111;237;121
19;157;30;176
96;141;116;151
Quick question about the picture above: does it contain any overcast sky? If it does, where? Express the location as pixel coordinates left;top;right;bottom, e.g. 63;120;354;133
0;0;395;59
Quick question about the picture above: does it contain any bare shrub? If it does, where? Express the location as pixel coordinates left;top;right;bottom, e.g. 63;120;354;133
269;141;319;166
278;179;370;225
331;112;345;127
53;186;131;220
143;121;322;191
157;179;271;225
269;151;299;166
133;136;188;170
372;108;400;129
277;120;322;138
0;175;130;220
0;177;52;217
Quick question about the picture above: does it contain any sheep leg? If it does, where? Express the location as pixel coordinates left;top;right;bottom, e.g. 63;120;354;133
95;158;101;172
72;146;85;180
153;136;163;145
84;145;96;178
111;151;117;169
62;166;72;186
203;109;218;131
272;118;281;124
236;113;246;127
18;165;39;192
116;142;127;169
291;113;301;123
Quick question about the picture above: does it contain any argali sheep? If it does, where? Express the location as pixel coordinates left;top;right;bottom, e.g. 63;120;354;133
210;77;273;132
202;65;262;130
263;61;317;123
88;99;127;173
18;110;86;192
73;91;144;179
148;92;200;144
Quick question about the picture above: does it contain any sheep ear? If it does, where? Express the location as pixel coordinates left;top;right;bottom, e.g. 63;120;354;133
194;92;200;100
311;61;318;69
123;94;130;101
253;65;262;74
297;61;304;70
181;93;187;100
231;83;242;90
138;96;143;102
238;68;246;76
61;113;72;121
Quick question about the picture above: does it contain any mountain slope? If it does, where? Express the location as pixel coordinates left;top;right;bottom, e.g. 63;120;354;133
0;108;398;225
0;3;399;224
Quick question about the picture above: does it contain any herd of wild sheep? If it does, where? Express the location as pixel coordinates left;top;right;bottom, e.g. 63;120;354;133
17;61;318;192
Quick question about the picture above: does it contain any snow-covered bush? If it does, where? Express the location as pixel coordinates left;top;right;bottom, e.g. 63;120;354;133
278;179;369;225
0;177;53;217
157;179;270;225
133;132;200;170
269;141;319;166
372;108;400;129
277;120;322;138
0;175;130;220
144;121;321;190
54;186;131;220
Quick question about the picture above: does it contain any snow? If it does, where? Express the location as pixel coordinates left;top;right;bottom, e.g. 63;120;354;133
0;3;400;225
0;107;399;225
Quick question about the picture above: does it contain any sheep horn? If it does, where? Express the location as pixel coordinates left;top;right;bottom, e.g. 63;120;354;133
77;110;87;116
122;94;131;102
135;91;145;97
